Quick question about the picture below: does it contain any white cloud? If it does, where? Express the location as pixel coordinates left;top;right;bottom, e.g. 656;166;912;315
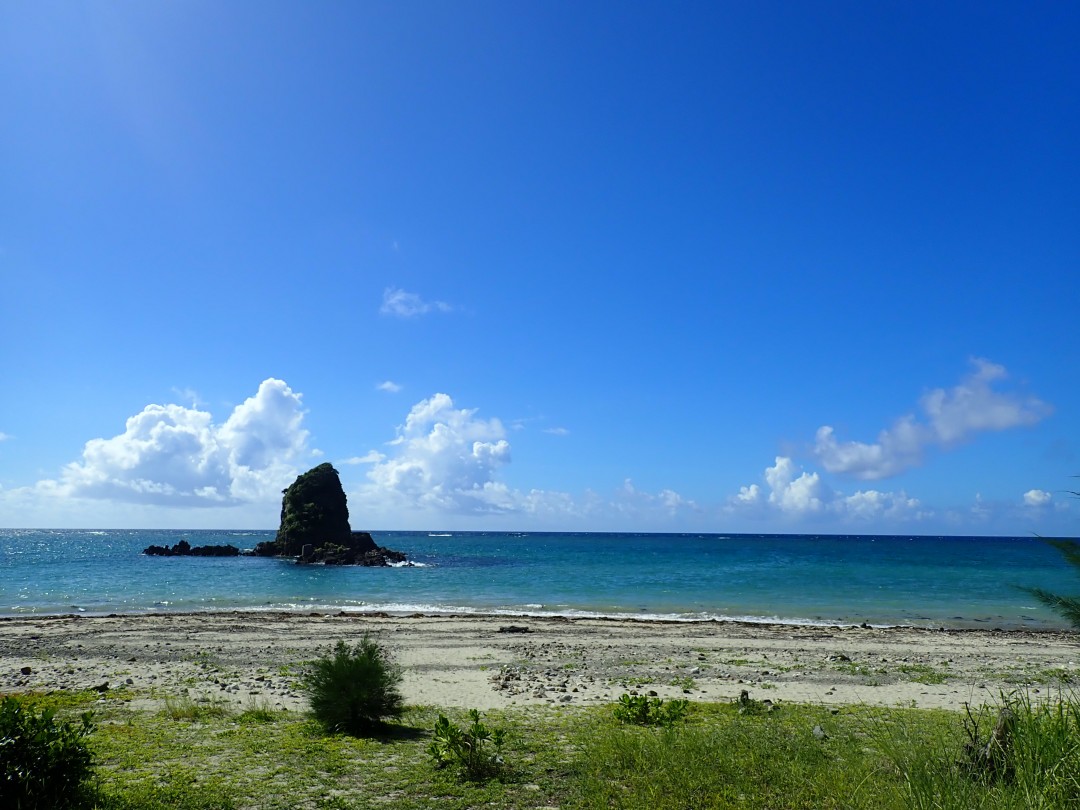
544;427;570;436
379;287;453;317
729;456;924;523
358;393;512;514
349;394;697;526
170;387;205;408
763;457;828;514
46;379;309;506
815;359;1051;480
1024;489;1052;507
734;483;761;504
921;359;1051;442
615;479;698;517
971;493;990;521
376;380;403;393
838;489;923;521
340;451;386;465
814;419;926;481
0;432;11;442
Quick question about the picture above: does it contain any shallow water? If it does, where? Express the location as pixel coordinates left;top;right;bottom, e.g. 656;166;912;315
0;529;1075;629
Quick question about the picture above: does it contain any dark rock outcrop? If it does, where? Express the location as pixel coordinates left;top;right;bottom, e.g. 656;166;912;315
252;463;405;566
252;463;354;556
143;540;240;557
297;538;408;566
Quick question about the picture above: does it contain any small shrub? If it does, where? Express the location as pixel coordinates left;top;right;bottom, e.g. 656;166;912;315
0;695;95;809
428;709;506;780
303;636;404;735
612;693;689;726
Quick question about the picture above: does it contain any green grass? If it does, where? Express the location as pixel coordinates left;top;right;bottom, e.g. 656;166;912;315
1034;667;1078;685
237;697;287;725
10;687;1080;809
574;704;895;808
86;703;580;809
876;689;1080;809
895;663;950;685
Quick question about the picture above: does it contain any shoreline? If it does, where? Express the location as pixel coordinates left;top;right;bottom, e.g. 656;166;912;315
2;611;1077;713
1;605;1063;633
0;606;1066;632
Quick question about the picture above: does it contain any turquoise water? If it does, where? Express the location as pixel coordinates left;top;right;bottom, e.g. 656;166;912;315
1;529;1077;629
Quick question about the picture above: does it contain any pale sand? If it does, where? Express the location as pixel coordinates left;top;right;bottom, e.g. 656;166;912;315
1;613;1077;713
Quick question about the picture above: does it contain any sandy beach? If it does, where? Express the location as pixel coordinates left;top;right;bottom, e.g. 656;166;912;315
1;612;1077;713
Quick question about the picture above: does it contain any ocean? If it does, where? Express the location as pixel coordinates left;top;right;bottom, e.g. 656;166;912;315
1;529;1076;630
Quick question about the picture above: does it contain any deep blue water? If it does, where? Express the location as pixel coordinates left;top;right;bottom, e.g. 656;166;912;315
1;529;1077;630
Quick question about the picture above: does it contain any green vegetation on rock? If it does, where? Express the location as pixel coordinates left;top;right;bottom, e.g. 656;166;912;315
251;463;404;564
258;463;356;556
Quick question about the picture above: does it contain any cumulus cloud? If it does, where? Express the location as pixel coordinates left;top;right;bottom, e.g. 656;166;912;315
376;380;403;393
729;457;829;514
813;419;926;480
837;489;923;521
763;456;828;514
379;287;452;317
922;359;1050;441
49;379;309;506
815;359;1051;480
349;394;696;525
1024;489;1052;507
729;456;923;523
357;393;512;514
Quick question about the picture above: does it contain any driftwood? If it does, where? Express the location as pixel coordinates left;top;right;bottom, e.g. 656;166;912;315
961;704;1016;780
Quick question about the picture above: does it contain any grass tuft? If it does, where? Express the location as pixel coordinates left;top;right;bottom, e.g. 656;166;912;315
162;693;231;722
236;697;285;724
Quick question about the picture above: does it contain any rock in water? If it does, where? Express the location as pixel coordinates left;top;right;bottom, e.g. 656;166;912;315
252;463;405;566
143;540;240;557
268;462;356;556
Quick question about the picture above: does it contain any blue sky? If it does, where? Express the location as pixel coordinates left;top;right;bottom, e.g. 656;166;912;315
2;1;1077;534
